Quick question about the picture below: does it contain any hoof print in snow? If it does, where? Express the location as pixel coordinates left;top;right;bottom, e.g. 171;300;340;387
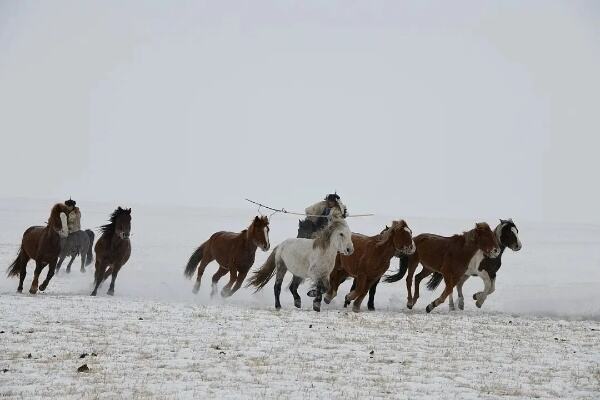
26;353;32;359
219;351;226;355
211;345;221;350
369;350;374;355
77;364;90;373
80;353;88;359
138;317;143;320
91;353;98;357
2;369;8;373
0;331;4;334
309;324;312;328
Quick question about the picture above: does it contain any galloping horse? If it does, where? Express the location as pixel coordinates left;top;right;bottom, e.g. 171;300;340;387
7;203;70;294
385;222;500;313
91;207;132;296
247;218;354;312
324;220;415;312
423;219;522;310
56;229;95;274
184;216;270;297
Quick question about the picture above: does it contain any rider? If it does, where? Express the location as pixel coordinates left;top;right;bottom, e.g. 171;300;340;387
305;193;348;231
64;198;81;234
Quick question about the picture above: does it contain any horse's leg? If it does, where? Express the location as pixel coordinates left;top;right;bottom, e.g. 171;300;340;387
225;269;248;297
289;276;303;308
273;264;287;309
345;274;367;307
80;252;86;273
426;272;458;313
313;285;324;312
29;261;45;294
193;252;214;294
107;264;124;296
324;268;346;305
345;279;357;306
352;277;379;313
473;271;494;308
220;269;238;298
65;255;76;274
39;259;57;292
412;267;433;309
210;266;228;298
405;258;420;309
367;278;380;311
456;275;469;310
56;254;66;274
91;259;107;296
17;252;30;293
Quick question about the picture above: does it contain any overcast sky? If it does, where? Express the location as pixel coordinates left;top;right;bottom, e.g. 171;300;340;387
1;1;599;223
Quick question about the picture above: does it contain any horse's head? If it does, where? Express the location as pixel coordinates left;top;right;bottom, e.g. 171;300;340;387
297;219;315;239
474;222;500;258
386;220;416;255
250;216;270;251
332;219;354;256
113;207;132;240
497;218;522;252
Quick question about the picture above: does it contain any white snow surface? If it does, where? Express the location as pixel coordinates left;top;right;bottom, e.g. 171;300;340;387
1;199;599;399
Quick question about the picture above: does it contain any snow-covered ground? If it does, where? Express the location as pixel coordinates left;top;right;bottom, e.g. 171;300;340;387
1;199;599;399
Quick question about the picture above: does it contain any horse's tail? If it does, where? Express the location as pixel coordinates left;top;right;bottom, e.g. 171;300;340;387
426;272;444;291
85;230;95;266
383;254;409;283
7;247;27;277
184;243;205;278
246;248;278;292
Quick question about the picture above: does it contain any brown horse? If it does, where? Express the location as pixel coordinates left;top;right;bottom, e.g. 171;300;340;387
385;222;500;313
324;220;415;312
91;207;132;296
184;216;270;297
7;203;70;294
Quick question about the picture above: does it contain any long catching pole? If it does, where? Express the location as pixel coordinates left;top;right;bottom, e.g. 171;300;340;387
244;198;374;218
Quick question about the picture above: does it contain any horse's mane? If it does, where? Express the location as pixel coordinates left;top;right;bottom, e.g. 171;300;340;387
312;219;347;250
462;222;490;246
376;220;407;246
100;207;131;234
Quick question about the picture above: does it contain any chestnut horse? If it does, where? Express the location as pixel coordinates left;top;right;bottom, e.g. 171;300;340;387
424;219;522;310
7;203;70;294
91;207;132;296
184;216;270;297
324;220;415;312
385;222;500;313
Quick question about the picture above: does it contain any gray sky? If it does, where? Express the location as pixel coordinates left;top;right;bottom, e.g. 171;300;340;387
1;1;599;223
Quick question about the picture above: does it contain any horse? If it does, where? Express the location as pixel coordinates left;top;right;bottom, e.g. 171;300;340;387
7;203;70;294
184;216;270;298
56;229;95;274
247;218;354;312
423;219;522;310
324;220;415;312
90;207;132;296
384;222;500;313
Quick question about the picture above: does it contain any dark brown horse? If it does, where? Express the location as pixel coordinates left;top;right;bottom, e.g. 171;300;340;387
91;207;132;296
385;222;500;313
184;216;270;297
324;220;415;312
7;203;70;294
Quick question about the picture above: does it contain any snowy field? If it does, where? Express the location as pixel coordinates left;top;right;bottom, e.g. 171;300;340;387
1;199;599;399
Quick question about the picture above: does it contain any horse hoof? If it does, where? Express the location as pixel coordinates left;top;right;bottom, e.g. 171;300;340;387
313;305;321;312
406;303;413;310
90;291;97;297
294;299;301;309
343;302;349;308
81;269;85;273
192;285;200;294
275;304;281;310
220;290;231;298
17;288;23;293
107;290;114;296
323;296;332;305
425;304;433;313
39;284;47;292
66;270;71;274
476;301;483;309
352;305;360;313
368;306;375;311
473;294;478;300
307;289;317;298
29;288;37;295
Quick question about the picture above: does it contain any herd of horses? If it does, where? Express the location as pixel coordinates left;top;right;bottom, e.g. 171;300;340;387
6;203;522;313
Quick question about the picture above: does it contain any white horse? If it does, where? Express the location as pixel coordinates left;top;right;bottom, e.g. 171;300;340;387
247;218;354;311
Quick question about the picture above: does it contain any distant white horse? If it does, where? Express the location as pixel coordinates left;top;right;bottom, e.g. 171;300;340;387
247;218;354;312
